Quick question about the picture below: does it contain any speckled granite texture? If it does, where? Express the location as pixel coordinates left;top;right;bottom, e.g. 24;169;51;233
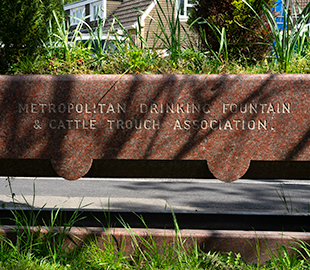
0;75;308;181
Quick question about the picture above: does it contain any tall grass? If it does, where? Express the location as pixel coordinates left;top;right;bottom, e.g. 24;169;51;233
1;180;310;269
44;10;86;62
142;0;199;64
198;21;229;65
106;13;161;74
241;0;310;72
1;178;89;266
83;12;111;61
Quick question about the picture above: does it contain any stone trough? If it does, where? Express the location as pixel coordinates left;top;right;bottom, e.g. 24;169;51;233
0;74;309;182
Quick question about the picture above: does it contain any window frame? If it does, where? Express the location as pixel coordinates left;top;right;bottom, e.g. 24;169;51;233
70;6;85;25
64;0;106;25
178;0;193;21
90;0;106;21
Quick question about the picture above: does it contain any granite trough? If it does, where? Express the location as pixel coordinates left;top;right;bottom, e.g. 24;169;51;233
0;74;308;182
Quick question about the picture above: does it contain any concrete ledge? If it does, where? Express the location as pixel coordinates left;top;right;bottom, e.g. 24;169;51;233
1;226;309;263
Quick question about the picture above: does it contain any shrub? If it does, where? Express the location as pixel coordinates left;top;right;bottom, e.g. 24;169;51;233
188;0;273;62
0;0;62;69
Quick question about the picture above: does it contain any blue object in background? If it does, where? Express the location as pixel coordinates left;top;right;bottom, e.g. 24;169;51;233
275;0;285;30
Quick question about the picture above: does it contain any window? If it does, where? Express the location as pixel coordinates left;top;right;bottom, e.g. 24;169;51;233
64;0;106;25
91;1;105;21
178;0;193;21
71;7;84;25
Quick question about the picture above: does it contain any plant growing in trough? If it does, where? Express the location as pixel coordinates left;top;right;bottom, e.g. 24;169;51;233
241;0;310;72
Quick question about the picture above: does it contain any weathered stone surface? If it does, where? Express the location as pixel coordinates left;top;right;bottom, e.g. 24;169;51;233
0;74;308;182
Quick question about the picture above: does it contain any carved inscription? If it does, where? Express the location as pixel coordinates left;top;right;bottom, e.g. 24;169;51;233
222;103;291;114
174;102;290;131
19;103;126;130
18;102;291;131
173;119;269;130
139;103;211;114
107;119;160;130
18;102;126;114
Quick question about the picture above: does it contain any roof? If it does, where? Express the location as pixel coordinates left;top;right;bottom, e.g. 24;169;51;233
106;0;153;29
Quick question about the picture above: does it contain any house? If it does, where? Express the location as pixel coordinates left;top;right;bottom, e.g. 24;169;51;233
64;0;194;48
64;0;122;41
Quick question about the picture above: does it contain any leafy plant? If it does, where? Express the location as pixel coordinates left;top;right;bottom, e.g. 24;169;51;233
242;0;310;72
1;177;88;265
84;12;111;61
264;243;307;269
180;48;206;72
0;0;62;67
88;12;162;74
143;0;199;64
49;10;87;63
189;0;272;62
117;210;228;269
199;21;229;64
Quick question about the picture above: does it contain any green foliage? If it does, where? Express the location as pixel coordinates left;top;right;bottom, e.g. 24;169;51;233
5;178;87;261
199;21;229;65
76;237;130;269
47;10;87;63
264;244;307;269
180;48;206;72
4;0;310;75
0;0;63;69
188;0;272;61
243;0;310;72
223;251;246;268
141;0;198;64
152;0;186;63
